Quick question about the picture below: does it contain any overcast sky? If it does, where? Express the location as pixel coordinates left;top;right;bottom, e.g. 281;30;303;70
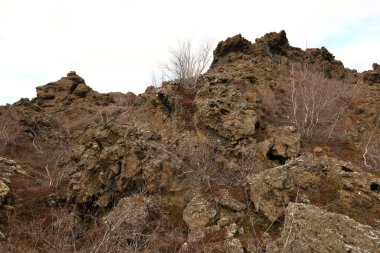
1;0;379;105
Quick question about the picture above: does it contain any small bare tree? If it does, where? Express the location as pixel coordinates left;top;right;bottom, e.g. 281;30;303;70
288;65;359;143
362;116;380;169
162;39;213;89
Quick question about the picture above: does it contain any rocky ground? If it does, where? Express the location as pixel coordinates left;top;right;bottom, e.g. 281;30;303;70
0;31;379;252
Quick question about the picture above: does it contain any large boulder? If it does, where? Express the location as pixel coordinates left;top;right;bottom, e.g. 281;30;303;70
102;194;153;232
193;71;263;161
269;126;301;162
267;203;380;253
246;166;294;222
224;238;244;253
183;195;218;230
246;153;380;225
183;195;218;241
194;80;260;142
69;123;185;207
257;125;301;163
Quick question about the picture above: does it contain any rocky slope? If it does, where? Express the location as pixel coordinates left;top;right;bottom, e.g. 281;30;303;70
0;31;379;252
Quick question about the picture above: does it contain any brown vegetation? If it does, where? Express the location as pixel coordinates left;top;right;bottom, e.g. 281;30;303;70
287;65;359;144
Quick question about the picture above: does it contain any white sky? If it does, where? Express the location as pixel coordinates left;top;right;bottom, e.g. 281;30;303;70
1;0;379;105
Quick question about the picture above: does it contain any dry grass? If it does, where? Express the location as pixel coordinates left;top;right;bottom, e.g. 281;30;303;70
3;194;163;253
4;207;80;253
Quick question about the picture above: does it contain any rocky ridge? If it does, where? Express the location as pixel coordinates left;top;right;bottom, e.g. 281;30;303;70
0;31;379;252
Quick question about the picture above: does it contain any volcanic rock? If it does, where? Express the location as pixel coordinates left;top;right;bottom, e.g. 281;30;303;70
267;203;380;253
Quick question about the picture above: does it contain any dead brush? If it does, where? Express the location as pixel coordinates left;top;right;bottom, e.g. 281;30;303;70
4;207;80;253
83;193;161;253
287;65;360;144
0;109;22;156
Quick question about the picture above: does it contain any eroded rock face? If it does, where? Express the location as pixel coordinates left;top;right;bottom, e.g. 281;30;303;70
102;194;153;231
253;30;290;56
194;31;305;163
36;71;90;105
0;180;9;207
0;157;27;207
246;167;294;222
35;71;113;108
215;189;246;212
183;195;218;230
193;72;264;163
0;157;29;241
269;126;301;162
246;153;380;224
224;238;244;253
363;64;380;85
69;123;185;207
212;34;253;65
267;203;380;253
194;79;260;143
256;126;301;163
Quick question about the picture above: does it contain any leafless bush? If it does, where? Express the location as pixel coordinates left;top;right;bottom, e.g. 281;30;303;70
288;66;359;144
5;207;80;252
90;194;160;253
0;109;22;155
177;139;242;193
162;39;213;88
187;143;224;191
28;133;72;189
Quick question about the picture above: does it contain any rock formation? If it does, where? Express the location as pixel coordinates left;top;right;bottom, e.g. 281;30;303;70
0;31;379;252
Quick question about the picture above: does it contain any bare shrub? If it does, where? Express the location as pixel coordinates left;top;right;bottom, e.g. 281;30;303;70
5;207;80;252
175;137;250;195
288;66;359;144
162;39;213;88
179;141;228;192
0;109;22;156
89;194;160;253
27;133;72;189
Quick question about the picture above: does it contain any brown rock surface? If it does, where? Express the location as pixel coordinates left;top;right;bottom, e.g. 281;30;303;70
267;203;380;253
246;166;295;222
247;153;380;226
183;195;218;230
